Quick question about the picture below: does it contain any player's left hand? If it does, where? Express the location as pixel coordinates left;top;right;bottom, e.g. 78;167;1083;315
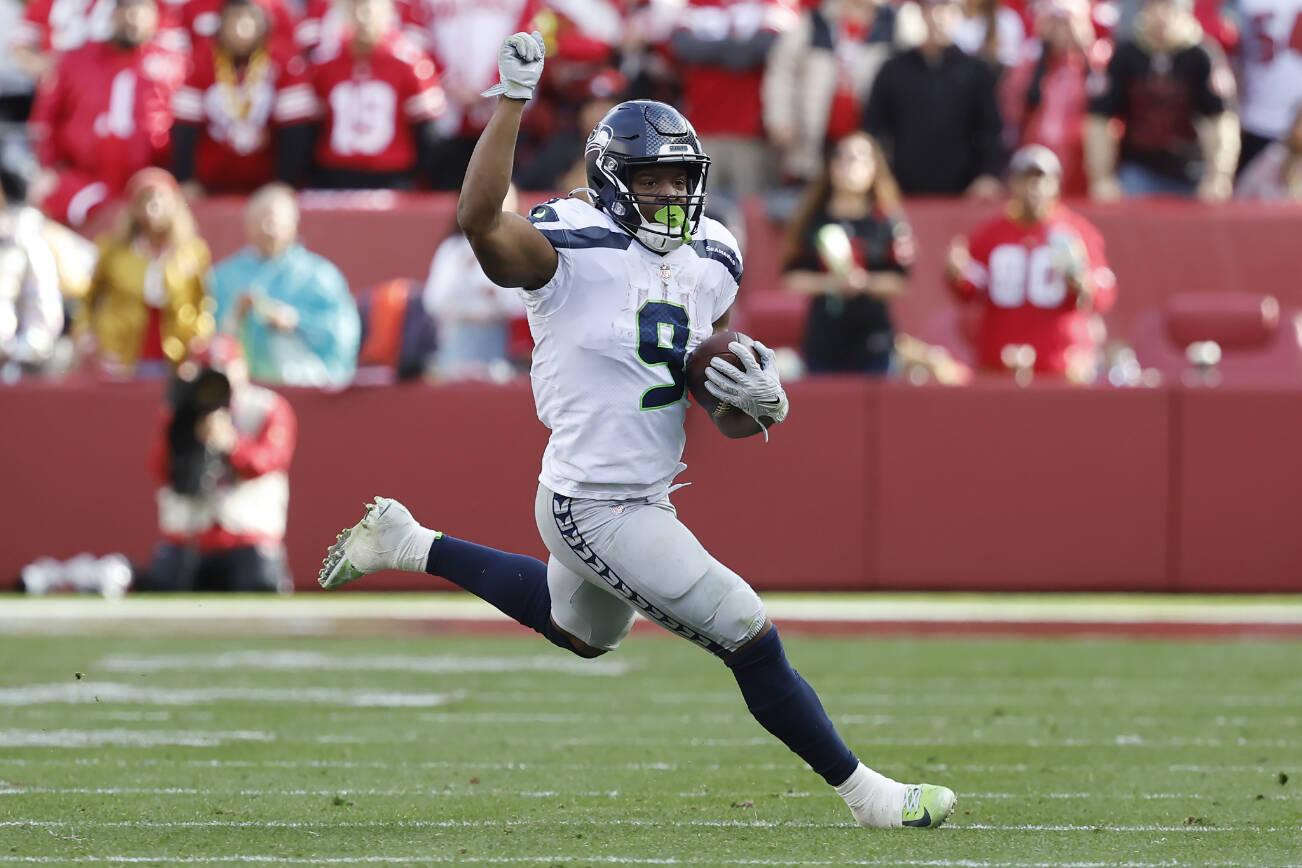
704;340;789;425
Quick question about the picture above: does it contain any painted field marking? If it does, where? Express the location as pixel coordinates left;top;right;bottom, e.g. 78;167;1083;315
97;650;632;677
2;858;1294;867
0;786;1290;803
1;858;1296;867
0;729;274;748
0;682;461;708
3;819;1298;833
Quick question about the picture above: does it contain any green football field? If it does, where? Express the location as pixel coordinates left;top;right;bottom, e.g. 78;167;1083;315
1;626;1299;866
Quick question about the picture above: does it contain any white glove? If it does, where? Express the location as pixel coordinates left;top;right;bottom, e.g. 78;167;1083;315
481;31;546;100
704;340;790;427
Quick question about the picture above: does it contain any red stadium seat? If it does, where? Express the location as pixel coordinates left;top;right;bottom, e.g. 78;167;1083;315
1130;293;1302;385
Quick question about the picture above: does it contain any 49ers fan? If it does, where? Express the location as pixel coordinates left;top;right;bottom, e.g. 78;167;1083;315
309;0;445;189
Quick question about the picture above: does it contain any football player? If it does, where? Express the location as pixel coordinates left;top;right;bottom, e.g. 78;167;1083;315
320;31;956;831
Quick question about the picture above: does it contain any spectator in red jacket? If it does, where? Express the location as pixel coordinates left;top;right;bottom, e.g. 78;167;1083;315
175;0;299;58
10;0;119;82
142;333;296;592
999;0;1099;197
28;0;185;227
309;0;446;189
946;144;1116;381
419;0;542;190
172;0;318;193
671;0;801;198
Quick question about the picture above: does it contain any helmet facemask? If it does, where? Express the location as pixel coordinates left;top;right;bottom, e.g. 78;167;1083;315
584;102;712;254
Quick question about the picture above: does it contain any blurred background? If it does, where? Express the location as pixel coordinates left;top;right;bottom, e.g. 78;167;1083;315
2;0;1301;597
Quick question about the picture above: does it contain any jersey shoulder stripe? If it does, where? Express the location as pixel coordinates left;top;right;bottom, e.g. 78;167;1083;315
689;218;743;286
528;196;633;250
538;226;633;250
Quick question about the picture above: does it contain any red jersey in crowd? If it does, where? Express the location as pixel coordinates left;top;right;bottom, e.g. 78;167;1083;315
172;41;317;192
311;30;445;174
296;0;429;56
421;0;541;136
951;205;1116;375
12;0;117;53
30;40;185;225
674;0;799;137
177;0;299;56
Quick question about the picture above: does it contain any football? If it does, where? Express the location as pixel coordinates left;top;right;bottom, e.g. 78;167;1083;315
685;330;764;439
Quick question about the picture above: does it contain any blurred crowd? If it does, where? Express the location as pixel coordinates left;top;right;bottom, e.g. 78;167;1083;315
1;0;1300;387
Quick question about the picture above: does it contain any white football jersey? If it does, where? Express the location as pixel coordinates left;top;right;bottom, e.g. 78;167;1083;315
1238;0;1302;139
520;196;742;501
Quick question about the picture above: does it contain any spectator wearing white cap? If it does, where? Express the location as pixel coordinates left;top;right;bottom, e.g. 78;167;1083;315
1084;0;1239;202
947;144;1116;380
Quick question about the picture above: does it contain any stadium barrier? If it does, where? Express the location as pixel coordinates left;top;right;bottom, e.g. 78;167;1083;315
3;378;1299;593
185;194;1302;347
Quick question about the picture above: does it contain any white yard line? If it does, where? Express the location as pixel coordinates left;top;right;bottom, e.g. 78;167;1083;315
0;787;1289;802
3;593;1302;634
0;729;275;748
1;858;1292;867
2;819;1298;833
0;682;462;708
2;859;1296;867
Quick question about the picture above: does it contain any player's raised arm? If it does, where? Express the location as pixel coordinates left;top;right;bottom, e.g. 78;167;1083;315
456;32;558;292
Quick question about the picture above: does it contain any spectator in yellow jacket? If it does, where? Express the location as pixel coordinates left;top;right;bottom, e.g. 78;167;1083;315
82;168;213;377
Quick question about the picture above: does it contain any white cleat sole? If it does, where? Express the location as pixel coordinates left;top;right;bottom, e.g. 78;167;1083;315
318;499;389;590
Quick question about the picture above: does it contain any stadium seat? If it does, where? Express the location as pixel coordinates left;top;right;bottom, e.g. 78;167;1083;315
1129;293;1302;385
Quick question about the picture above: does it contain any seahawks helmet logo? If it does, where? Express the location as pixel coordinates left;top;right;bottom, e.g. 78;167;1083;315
585;123;613;158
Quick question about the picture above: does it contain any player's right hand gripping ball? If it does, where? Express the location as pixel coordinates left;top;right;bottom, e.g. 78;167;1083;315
482;31;546;101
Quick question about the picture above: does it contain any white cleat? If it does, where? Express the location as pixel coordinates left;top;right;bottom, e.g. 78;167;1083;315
318;496;430;590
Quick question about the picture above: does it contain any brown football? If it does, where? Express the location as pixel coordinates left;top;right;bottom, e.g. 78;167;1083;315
685;330;764;439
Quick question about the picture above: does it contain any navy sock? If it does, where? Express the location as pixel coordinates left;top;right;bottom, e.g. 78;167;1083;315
424;535;582;656
725;627;859;786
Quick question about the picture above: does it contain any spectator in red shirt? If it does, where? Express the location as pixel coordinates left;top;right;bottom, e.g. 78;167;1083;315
141;333;296;593
295;0;428;57
671;0;801;198
947;144;1117;381
175;0;299;58
999;0;1099;197
28;0;185;227
10;0;119;81
172;0;318;193
309;0;446;189
419;0;542;190
763;0;924;183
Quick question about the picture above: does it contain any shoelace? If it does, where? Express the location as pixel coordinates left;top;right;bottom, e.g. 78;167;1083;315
902;785;921;817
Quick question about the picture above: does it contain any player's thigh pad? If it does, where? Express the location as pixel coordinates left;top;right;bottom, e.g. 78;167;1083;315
536;485;766;655
545;553;636;652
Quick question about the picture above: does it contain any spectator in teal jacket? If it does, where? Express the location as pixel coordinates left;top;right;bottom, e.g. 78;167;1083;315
210;184;360;387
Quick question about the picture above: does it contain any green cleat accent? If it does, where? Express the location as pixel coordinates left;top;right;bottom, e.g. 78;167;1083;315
901;784;957;828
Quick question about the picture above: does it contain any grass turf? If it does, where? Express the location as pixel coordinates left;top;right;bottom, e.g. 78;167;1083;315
0;632;1298;866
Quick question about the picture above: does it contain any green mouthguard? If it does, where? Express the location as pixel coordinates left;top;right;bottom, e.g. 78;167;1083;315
653;205;691;242
654;205;686;228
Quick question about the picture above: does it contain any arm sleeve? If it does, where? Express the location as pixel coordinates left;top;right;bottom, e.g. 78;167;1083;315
950;224;994;301
275;123;316;185
972;63;1005;178
1079;220;1117;313
1191;45;1231;116
860;59;894;139
229;394;297;478
1088;47;1127;118
289;260;360;385
171;123;200;184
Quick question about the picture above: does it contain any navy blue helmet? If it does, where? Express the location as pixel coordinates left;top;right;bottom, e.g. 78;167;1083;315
584;100;710;253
